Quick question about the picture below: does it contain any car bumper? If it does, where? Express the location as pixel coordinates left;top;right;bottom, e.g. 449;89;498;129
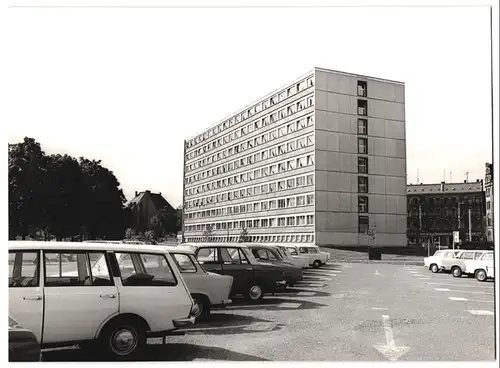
172;316;196;328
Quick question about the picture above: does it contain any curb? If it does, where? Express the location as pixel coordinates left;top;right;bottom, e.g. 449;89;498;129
334;259;424;266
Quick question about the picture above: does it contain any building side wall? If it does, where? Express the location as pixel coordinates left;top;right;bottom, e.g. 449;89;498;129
314;69;407;247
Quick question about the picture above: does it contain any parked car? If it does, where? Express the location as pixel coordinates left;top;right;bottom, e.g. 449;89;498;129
457;251;494;280
8;315;41;362
9;241;197;359
442;250;492;278
270;244;310;268
191;243;287;302
297;244;329;268
424;249;459;273
472;252;494;282
162;245;233;320
246;244;303;287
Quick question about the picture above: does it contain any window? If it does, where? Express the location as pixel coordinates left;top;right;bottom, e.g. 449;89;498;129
270;183;277;192
9;251;39;288
358;157;368;173
278;217;286;227
220;248;249;265
358;196;369;213
261;218;269;227
357;99;368;116
172;253;197;273
270;218;277;227
197;247;219;264
306;174;314;186
306;215;314;225
115;253;177;287
287;197;295;207
358;138;368;154
287;141;296;151
297;195;306;206
269;200;277;209
358;119;368;135
358;176;369;193
482;253;493;261
306;194;314;205
358;216;369;233
357;81;367;97
287;178;295;189
262;201;269;210
278;199;286;208
297;215;306;225
278;180;285;190
253;219;260;228
297;176;305;187
287;217;296;226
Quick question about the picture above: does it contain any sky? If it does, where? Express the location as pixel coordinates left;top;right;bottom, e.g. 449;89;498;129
5;2;496;208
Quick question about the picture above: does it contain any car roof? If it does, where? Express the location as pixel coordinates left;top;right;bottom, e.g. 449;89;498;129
157;245;195;255
8;240;167;254
185;242;249;249
246;244;281;250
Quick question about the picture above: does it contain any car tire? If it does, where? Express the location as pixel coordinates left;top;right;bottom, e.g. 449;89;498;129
192;295;211;321
475;269;487;282
451;266;462;278
99;317;146;360
430;264;439;273
312;260;321;269
246;283;264;303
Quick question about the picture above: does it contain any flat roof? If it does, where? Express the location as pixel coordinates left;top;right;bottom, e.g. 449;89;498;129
314;67;405;85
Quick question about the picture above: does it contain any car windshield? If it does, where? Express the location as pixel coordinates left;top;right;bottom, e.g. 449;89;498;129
433;251;443;256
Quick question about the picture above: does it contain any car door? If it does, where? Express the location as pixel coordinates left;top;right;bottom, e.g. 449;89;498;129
219;247;253;295
42;250;119;344
195;247;223;274
8;250;43;344
113;251;192;332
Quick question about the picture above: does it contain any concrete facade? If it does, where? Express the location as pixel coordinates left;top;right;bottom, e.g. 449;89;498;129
484;162;494;242
182;67;407;247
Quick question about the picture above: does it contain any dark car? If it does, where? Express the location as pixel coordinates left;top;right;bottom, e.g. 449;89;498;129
193;243;287;302
9;316;41;362
246;244;303;287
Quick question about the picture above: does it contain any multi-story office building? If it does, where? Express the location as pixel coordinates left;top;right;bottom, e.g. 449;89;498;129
406;180;485;248
182;67;407;247
484;162;494;243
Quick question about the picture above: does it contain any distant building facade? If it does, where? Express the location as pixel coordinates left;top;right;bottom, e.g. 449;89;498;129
182;67;407;247
484;162;494;243
406;180;485;248
128;190;174;232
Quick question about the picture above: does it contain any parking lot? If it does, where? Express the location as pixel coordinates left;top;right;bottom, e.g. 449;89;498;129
42;261;495;362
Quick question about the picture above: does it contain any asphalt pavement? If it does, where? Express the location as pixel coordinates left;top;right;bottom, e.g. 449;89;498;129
42;262;496;362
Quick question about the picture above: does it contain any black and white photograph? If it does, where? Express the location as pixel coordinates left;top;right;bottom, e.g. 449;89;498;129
4;0;499;365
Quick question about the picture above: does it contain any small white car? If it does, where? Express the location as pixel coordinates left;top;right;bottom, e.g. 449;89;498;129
443;250;492;278
161;245;233;320
9;241;197;359
274;244;310;269
466;251;494;281
297;244;329;268
424;250;459;273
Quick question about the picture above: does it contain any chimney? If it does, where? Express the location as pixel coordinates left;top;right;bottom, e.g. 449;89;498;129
440;182;445;191
464;180;466;183
159;192;162;196
146;190;151;194
135;191;138;197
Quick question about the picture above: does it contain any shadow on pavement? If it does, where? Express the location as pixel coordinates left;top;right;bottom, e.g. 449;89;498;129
226;297;327;311
43;343;268;361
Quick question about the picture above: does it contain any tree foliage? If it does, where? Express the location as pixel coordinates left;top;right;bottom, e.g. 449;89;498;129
238;227;249;243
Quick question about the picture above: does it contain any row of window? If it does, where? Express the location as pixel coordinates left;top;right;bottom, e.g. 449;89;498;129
185;234;315;244
186;214;315;232
186;192;315;220
185;126;314;185
185;173;314;209
357;81;370;230
186;112;315;177
185;153;315;199
186;75;314;151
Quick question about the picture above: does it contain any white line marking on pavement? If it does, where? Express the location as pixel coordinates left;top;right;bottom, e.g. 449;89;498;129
418;278;430;280
412;274;424;277
373;315;410;361
277;302;302;309
434;288;492;295
426;282;493;289
409;271;420;274
295;284;326;288
467;310;494;316
303;276;333;281
372;307;389;311
374;269;382;276
297;292;316;296
449;297;494;303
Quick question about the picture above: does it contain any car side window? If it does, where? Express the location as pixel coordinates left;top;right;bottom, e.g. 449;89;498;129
197;248;219;264
482;253;493;261
44;252;92;287
474;252;483;260
238;248;250;264
88;252;114;286
253;249;269;261
172;253;197;273
115;252;177;287
461;252;474;260
268;250;279;261
444;253;454;259
310;248;318;254
299;247;308;254
9;251;39;288
288;248;298;256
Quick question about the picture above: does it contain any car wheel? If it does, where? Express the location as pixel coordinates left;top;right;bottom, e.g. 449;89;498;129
430;264;439;273
246;284;264;302
451;266;462;278
192;295;210;321
312;260;321;269
100;318;145;360
475;269;487;282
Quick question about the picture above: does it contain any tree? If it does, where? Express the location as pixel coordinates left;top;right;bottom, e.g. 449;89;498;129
79;158;127;240
202;224;213;242
238;227;249;243
45;154;83;241
8;137;48;239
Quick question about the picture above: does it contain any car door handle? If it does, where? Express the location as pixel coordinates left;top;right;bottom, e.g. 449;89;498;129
100;294;116;299
23;295;42;301
245;267;252;271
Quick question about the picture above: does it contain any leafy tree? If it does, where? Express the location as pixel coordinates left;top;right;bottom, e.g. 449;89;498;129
79;158;127;240
202;224;213;242
144;230;156;244
124;228;135;240
238;227;249;243
8;137;48;239
45;154;83;241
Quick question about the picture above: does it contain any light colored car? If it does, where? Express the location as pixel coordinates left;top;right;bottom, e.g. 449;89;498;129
444;250;492;278
424;250;459;273
275;244;310;269
297;244;329;268
9;241;197;359
161;245;233;320
466;251;494;281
